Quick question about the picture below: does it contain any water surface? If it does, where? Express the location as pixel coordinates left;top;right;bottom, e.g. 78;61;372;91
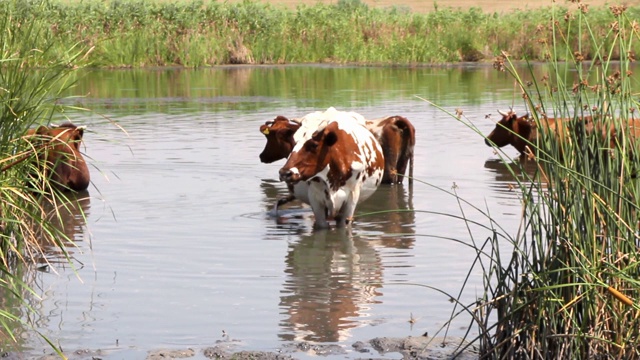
15;65;538;359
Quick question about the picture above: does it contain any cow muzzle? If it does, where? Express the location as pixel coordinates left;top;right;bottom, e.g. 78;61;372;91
279;168;301;184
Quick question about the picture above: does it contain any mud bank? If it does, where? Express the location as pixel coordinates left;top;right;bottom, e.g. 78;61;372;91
19;335;479;360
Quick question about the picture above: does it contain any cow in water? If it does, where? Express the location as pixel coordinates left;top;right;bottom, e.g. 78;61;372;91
26;122;90;192
278;117;385;229
259;109;414;185
484;109;640;156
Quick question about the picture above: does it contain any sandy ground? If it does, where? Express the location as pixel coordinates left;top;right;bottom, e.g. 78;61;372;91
229;0;640;14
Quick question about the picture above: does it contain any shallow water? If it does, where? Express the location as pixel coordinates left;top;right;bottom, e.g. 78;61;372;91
12;65;539;359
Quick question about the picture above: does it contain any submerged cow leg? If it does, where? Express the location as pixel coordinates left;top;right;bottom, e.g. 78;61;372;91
274;194;296;214
308;179;331;229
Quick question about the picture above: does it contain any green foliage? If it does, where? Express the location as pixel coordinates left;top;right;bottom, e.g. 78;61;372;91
2;0;639;67
0;0;91;354
447;4;640;358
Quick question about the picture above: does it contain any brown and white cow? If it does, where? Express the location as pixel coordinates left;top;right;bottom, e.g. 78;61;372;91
26;122;90;192
260;109;414;185
279;119;385;229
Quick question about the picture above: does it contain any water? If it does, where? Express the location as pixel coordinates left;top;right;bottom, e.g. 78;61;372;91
12;65;536;358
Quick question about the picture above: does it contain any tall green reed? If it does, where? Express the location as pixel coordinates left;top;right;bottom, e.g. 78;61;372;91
1;0;91;355
452;3;640;358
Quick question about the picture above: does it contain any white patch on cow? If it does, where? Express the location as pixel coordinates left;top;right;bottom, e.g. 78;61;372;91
292;107;366;145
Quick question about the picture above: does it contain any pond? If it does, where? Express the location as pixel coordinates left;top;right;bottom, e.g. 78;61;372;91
12;65;540;359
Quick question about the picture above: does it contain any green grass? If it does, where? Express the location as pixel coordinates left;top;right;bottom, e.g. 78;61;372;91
2;0;639;68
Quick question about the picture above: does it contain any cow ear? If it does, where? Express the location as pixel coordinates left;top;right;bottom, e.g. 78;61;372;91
324;131;338;147
76;126;85;139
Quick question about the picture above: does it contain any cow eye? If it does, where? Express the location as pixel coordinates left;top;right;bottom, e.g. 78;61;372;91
304;140;318;152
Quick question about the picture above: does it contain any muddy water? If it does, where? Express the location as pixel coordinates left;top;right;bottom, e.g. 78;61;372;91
14;66;537;359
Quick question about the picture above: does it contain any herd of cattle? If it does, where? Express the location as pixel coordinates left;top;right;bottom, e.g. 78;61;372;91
30;107;639;229
259;107;416;229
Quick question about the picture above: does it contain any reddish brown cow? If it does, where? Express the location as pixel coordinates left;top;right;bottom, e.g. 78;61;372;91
484;110;589;155
485;110;640;155
364;116;415;184
260;114;415;185
27;122;90;192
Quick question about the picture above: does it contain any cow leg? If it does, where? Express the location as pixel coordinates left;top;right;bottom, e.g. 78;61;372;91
274;194;295;213
310;203;330;229
336;187;360;227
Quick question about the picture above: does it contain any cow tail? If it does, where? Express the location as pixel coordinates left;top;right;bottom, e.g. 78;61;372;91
395;116;416;185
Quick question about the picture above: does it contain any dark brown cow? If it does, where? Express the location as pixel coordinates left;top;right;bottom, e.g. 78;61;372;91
279;120;385;229
364;116;415;185
260;113;415;185
259;116;301;163
27;122;90;192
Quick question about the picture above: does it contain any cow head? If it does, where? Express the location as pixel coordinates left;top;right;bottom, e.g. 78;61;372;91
259;116;301;163
279;122;352;190
485;110;533;154
28;122;90;192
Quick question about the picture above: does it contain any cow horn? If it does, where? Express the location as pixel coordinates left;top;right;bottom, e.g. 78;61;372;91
497;109;510;117
290;118;302;124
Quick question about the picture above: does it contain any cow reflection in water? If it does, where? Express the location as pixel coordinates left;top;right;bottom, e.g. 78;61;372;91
483;157;542;195
31;191;91;268
279;229;383;342
264;183;415;342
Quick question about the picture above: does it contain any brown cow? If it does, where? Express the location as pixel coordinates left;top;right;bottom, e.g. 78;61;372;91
484;110;595;155
259;116;301;163
485;109;640;156
27;122;90;192
260;112;415;185
364;116;415;184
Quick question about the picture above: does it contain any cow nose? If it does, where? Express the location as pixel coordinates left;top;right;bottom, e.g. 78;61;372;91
279;168;292;182
484;138;492;147
279;168;299;183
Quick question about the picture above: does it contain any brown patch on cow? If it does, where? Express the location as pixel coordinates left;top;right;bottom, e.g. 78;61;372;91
280;122;361;191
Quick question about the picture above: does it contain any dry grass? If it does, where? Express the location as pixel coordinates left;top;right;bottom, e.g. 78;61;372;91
230;0;640;13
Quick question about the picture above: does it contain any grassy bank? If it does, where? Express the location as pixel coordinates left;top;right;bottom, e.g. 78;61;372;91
4;0;640;67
